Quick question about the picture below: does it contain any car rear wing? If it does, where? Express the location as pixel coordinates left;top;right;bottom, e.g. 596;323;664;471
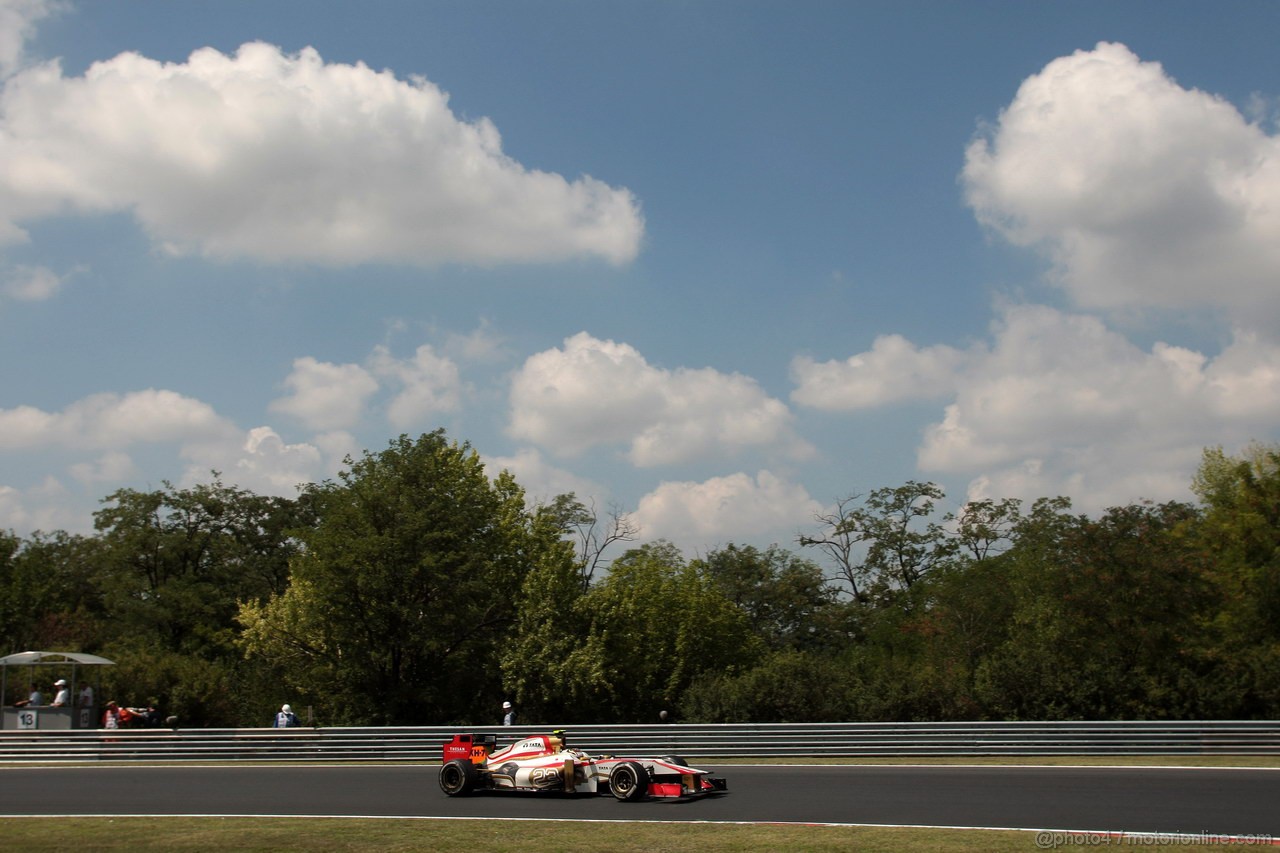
442;733;497;764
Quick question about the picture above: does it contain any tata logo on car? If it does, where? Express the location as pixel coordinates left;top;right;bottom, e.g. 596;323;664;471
529;766;562;788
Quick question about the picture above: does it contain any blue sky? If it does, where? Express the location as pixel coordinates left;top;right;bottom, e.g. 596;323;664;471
3;0;1279;556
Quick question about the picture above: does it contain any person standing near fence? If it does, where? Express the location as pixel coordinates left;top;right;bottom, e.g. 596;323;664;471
273;704;300;727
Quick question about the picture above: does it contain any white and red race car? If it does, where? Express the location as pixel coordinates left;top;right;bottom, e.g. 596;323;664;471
438;731;728;801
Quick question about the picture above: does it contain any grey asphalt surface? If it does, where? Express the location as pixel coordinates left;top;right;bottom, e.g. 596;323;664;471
1;764;1277;837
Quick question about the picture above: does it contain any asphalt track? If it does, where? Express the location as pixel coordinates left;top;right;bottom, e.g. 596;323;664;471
1;764;1278;838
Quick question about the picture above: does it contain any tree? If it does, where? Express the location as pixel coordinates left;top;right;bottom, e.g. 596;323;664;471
530;541;762;722
681;648;861;722
238;431;548;725
538;493;637;591
94;479;307;657
800;482;955;603
1191;443;1280;716
974;499;1214;719
692;543;838;651
0;530;105;655
92;478;310;724
948;497;1022;562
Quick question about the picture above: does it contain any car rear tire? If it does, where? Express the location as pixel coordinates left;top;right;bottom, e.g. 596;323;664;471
608;761;648;802
439;759;477;796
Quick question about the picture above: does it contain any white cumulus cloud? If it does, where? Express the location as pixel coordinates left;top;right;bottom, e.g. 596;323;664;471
2;263;64;301
369;343;465;431
917;304;1280;511
0;0;60;79
179;425;323;498
484;446;603;506
964;41;1280;330
633;470;824;547
0;388;235;450
790;334;974;411
0;40;643;266
270;356;379;432
508;332;812;466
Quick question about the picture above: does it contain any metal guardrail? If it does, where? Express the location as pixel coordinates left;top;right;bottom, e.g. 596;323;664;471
1;721;1278;763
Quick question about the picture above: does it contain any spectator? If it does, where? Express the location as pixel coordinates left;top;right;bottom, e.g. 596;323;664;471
502;700;516;726
78;684;94;709
102;701;121;729
51;679;70;707
273;704;300;728
14;687;42;707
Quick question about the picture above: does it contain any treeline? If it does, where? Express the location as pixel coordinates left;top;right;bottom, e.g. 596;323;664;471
2;431;1277;726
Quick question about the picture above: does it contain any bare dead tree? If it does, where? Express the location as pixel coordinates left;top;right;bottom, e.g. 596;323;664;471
542;493;639;590
797;494;869;603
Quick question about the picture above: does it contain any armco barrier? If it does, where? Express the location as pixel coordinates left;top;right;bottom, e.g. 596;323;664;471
1;721;1278;763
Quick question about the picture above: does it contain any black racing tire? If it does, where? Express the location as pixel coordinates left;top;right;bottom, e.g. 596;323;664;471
658;754;690;769
439;759;477;796
608;761;648;802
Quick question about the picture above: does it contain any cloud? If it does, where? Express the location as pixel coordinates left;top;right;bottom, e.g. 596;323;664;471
0;476;80;534
633;470;824;547
0;40;643;265
1;262;76;302
964;42;1280;330
2;263;62;300
443;320;508;364
917;304;1280;511
68;451;138;486
0;389;235;450
484;446;603;505
790;334;974;411
369;343;464;430
508;332;812;466
179;425;322;497
270;356;379;432
0;0;60;79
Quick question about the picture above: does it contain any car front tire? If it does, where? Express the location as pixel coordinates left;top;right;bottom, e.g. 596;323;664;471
608;761;648;802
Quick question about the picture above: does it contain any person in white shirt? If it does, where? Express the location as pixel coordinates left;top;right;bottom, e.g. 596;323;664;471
51;679;70;707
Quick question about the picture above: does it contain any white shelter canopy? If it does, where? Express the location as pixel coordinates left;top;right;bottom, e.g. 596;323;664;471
0;651;116;666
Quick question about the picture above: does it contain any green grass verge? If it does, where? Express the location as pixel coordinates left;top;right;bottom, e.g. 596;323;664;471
2;816;1257;852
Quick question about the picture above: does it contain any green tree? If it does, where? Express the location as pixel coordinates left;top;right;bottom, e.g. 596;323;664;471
1191;444;1280;716
239;431;546;725
692;543;838;651
92;478;310;724
0;530;105;656
974;499;1213;719
544;541;762;722
800;482;955;603
681;647;861;722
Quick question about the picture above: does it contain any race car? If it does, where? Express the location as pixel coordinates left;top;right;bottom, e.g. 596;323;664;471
438;730;727;801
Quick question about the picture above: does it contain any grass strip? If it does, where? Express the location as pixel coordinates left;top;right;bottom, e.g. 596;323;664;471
0;815;1230;853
